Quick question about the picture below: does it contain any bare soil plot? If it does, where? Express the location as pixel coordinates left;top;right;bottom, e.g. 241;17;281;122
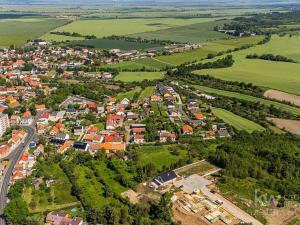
264;205;300;225
264;90;300;107
268;118;300;135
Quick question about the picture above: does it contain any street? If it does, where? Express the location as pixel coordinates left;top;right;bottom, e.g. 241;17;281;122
0;125;36;225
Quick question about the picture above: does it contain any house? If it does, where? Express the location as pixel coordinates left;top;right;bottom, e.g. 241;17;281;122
101;72;113;79
54;133;70;141
86;103;98;113
181;124;193;135
58;140;74;154
120;98;130;107
194;113;206;120
74;125;84;136
150;95;162;102
106;114;123;130
45;211;85;225
38;112;50;123
126;112;139;121
92;142;126;152
218;129;231;138
131;124;146;134
154;171;177;187
82;134;102;143
66;108;79;118
159;130;177;143
73;142;89;152
49;111;66;122
10;115;20;125
20;110;33;125
86;127;98;135
35;104;46;111
133;135;145;144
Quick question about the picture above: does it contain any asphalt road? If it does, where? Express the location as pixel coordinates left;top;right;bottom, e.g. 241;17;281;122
0;125;36;225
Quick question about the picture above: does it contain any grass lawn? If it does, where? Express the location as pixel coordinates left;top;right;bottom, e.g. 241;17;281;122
114;71;164;82
42;17;219;41
139;86;155;100
0;18;68;48
22;163;78;213
137;145;187;171
211;107;265;133
176;161;216;177
196;35;300;95
194;85;300;116
116;86;142;101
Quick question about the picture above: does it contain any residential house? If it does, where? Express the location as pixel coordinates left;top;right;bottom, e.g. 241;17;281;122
159;130;177;143
153;170;177;187
106;114;123;130
181;124;193;135
133;135;145;144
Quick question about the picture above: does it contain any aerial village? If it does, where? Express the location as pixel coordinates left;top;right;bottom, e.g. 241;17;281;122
0;43;262;225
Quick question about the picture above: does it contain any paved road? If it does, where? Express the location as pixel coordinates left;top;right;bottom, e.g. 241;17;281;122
201;186;263;225
0;125;36;225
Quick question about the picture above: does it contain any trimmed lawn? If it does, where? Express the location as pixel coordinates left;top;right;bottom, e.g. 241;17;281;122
211;108;265;133
194;85;300;116
115;72;164;82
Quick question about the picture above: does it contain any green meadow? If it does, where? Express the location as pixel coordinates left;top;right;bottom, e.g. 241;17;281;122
156;35;263;65
67;38;162;50
139;86;155;100
196;35;300;95
115;71;165;82
42;17;219;41
212;108;265;133
116;86;142;101
0;18;68;48
130;20;230;43
194;85;300;116
106;58;169;71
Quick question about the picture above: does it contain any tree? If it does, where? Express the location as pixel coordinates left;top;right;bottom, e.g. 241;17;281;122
4;198;29;225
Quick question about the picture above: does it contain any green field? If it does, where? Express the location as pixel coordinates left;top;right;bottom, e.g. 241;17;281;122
156;36;263;65
106;58;169;71
138;145;187;170
0;18;68;48
115;71;165;82
212;107;265;132
196;35;300;95
129;20;230;43
139;86;155;100
116;86;142;101
22;162;78;213
42;18;220;41
194;85;300;116
67;38;162;50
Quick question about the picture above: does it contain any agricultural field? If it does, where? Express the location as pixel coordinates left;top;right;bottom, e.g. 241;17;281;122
156;35;263;65
41;17;220;41
116;86;142;101
264;89;300;107
0;18;68;48
211;107;265;133
106;58;169;71
129;20;230;43
267;118;300;135
114;71;165;82
196;35;300;95
194;85;300;116
67;38;162;50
